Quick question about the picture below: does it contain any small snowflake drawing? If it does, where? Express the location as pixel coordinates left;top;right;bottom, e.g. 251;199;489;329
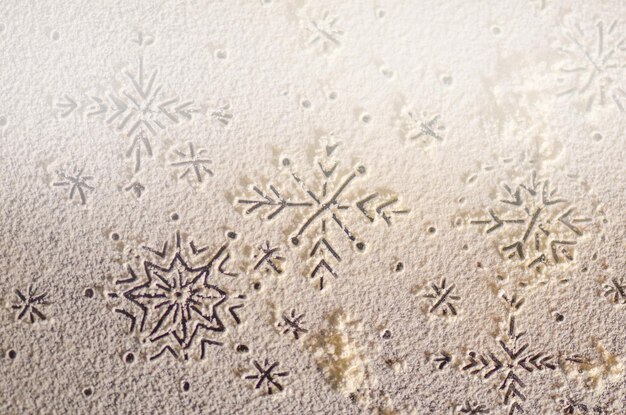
301;11;343;53
458;400;489;414
12;286;50;323
52;165;95;205
603;278;626;305
170;142;214;183
423;278;461;317
253;241;284;274
244;359;290;394
397;106;446;147
277;309;308;340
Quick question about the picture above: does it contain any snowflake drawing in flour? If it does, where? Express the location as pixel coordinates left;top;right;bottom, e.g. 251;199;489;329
433;293;559;415
52;165;95;205
56;33;202;173
556;18;626;112
170;142;214;183
107;231;245;361
11;286;50;323
470;171;592;272
396;106;446;147
244;359;290;395
300;10;343;53
236;137;409;290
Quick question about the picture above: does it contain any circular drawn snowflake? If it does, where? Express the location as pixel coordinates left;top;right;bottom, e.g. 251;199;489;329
108;231;244;361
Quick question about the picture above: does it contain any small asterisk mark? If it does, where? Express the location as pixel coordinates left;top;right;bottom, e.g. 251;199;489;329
244;359;289;394
253;241;284;274
12;286;50;323
53;166;94;205
424;278;460;316
278;309;308;340
171;142;214;182
603;278;626;304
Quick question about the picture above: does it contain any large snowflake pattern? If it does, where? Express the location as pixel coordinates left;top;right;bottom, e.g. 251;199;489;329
470;171;592;272
430;293;563;415
556;18;626;112
108;231;244;361
56;34;202;173
236;137;409;289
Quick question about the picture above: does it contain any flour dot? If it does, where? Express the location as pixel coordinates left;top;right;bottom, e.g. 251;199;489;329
380;67;394;78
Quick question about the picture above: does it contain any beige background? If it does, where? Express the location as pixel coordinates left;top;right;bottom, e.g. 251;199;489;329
0;1;624;413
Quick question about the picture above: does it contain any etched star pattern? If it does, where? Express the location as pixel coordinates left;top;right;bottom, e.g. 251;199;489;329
109;232;243;361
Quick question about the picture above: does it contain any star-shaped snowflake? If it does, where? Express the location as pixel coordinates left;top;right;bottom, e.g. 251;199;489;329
133;254;226;345
423;277;460;317
603;278;626;305
471;171;592;271
115;253;229;359
109;231;246;361
277;309;308;339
